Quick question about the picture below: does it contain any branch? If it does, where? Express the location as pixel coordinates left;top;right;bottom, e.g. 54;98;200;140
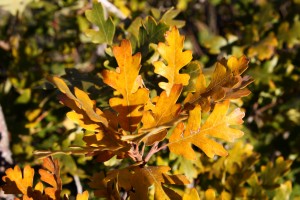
0;104;13;164
143;142;159;164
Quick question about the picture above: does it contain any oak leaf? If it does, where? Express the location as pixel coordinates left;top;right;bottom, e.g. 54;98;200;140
102;40;149;132
184;56;253;111
85;2;115;44
247;32;278;60
48;76;108;130
121;85;185;143
153;26;192;96
169;101;244;159
2;165;34;197
104;165;189;200
1;157;63;200
38;157;62;200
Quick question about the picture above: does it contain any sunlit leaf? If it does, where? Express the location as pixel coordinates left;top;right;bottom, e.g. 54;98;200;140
76;190;89;200
154;26;192;96
169;101;244;159
102;39;149;132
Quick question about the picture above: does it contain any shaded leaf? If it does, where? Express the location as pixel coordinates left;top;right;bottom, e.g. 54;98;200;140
184;56;252;111
260;157;293;189
160;8;185;28
247;32;278;60
138;16;169;48
48;76;108;129
104;165;189;200
38;157;62;200
2;165;34;196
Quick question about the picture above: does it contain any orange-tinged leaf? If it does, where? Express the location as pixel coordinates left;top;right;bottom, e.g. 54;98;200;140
34;182;44;192
169;101;244;159
141;84;183;130
76;191;89;200
39;157;62;200
2;165;34;195
102;40;149;132
154;26;192;96
184;56;252;111
102;40;142;96
104;165;189;200
205;189;216;200
125;85;185;143
227;55;249;75
48;76;108;129
109;88;149;132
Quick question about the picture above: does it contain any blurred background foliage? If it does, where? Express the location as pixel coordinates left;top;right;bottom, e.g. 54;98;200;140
0;0;300;199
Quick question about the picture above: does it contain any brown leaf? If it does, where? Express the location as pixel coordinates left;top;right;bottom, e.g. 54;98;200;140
38;157;62;200
184;56;252;111
48;76;108;129
104;165;189;200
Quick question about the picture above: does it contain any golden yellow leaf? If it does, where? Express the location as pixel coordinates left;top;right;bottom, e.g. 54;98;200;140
2;165;34;195
102;40;149;132
154;26;192;96
104;165;189;200
76;191;89;200
205;189;216;200
184;56;252;111
247;32;278;60
169;101;244;159
39;157;62;200
141;84;183;130
182;188;200;200
48;76;108;129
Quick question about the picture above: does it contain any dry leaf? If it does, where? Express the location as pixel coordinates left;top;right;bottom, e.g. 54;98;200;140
102;40;149;132
104;165;189;200
154;26;192;96
169;101;244;159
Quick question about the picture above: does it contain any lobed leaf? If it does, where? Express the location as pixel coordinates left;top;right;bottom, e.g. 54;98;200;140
104;165;189;200
102;39;149;132
184;56;253;112
48;76;108;129
2;165;34;196
169;101;245;159
154;26;192;96
85;2;115;44
38;157;62;200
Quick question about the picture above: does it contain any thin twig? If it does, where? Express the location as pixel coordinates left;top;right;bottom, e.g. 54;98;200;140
143;142;159;163
140;142;145;157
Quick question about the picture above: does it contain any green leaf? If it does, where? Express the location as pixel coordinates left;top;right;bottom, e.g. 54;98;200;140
139;16;169;47
85;2;115;44
0;0;34;16
160;7;185;28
